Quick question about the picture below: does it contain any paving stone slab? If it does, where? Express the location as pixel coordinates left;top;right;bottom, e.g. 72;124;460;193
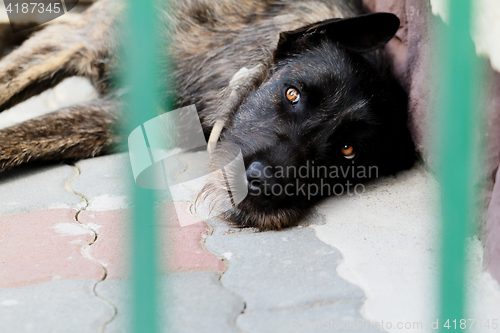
72;153;134;209
312;166;442;327
77;203;225;280
97;272;244;333
70;150;207;208
0;165;82;215
205;217;366;316
73;152;194;207
162;202;226;274
0;279;114;333
0;209;103;288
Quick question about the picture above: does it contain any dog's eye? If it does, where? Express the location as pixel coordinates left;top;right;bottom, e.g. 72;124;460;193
341;145;355;159
285;87;300;105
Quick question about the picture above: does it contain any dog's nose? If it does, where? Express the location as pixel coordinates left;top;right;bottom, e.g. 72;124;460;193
246;161;286;203
246;161;271;192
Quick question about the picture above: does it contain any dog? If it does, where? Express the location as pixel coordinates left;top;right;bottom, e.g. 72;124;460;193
0;0;415;230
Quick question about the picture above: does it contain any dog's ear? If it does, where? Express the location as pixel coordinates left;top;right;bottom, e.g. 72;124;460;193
273;13;400;63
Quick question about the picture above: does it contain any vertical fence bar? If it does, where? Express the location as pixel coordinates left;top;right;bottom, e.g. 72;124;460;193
438;0;476;330
123;0;165;332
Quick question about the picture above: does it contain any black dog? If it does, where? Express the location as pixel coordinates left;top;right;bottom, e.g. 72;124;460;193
200;13;415;230
0;0;415;230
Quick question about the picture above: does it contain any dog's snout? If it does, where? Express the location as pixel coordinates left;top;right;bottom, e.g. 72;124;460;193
246;161;272;191
246;161;287;203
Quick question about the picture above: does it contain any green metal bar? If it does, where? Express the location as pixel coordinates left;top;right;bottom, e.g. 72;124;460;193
123;0;167;332
438;1;476;330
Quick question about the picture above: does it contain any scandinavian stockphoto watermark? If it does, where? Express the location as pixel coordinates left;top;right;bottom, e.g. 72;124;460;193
246;161;377;200
4;0;80;33
128;104;374;226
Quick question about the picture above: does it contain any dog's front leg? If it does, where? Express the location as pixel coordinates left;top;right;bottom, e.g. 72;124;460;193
0;98;124;172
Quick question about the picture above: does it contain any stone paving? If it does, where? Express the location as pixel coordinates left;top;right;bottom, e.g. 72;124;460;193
0;151;385;333
1;78;500;333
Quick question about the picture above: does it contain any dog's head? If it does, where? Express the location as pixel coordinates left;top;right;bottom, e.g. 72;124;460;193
200;13;415;230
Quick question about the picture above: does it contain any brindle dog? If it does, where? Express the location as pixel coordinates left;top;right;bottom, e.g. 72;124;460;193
0;0;415;230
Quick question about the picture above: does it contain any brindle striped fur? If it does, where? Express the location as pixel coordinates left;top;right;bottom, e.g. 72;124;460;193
0;0;360;172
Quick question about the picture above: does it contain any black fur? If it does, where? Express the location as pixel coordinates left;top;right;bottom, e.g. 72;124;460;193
201;13;415;230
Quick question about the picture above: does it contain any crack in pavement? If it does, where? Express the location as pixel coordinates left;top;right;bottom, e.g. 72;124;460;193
203;218;248;333
65;163;118;333
214;255;248;333
236;301;248;333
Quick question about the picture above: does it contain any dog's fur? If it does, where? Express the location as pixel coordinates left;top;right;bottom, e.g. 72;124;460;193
0;0;415;230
